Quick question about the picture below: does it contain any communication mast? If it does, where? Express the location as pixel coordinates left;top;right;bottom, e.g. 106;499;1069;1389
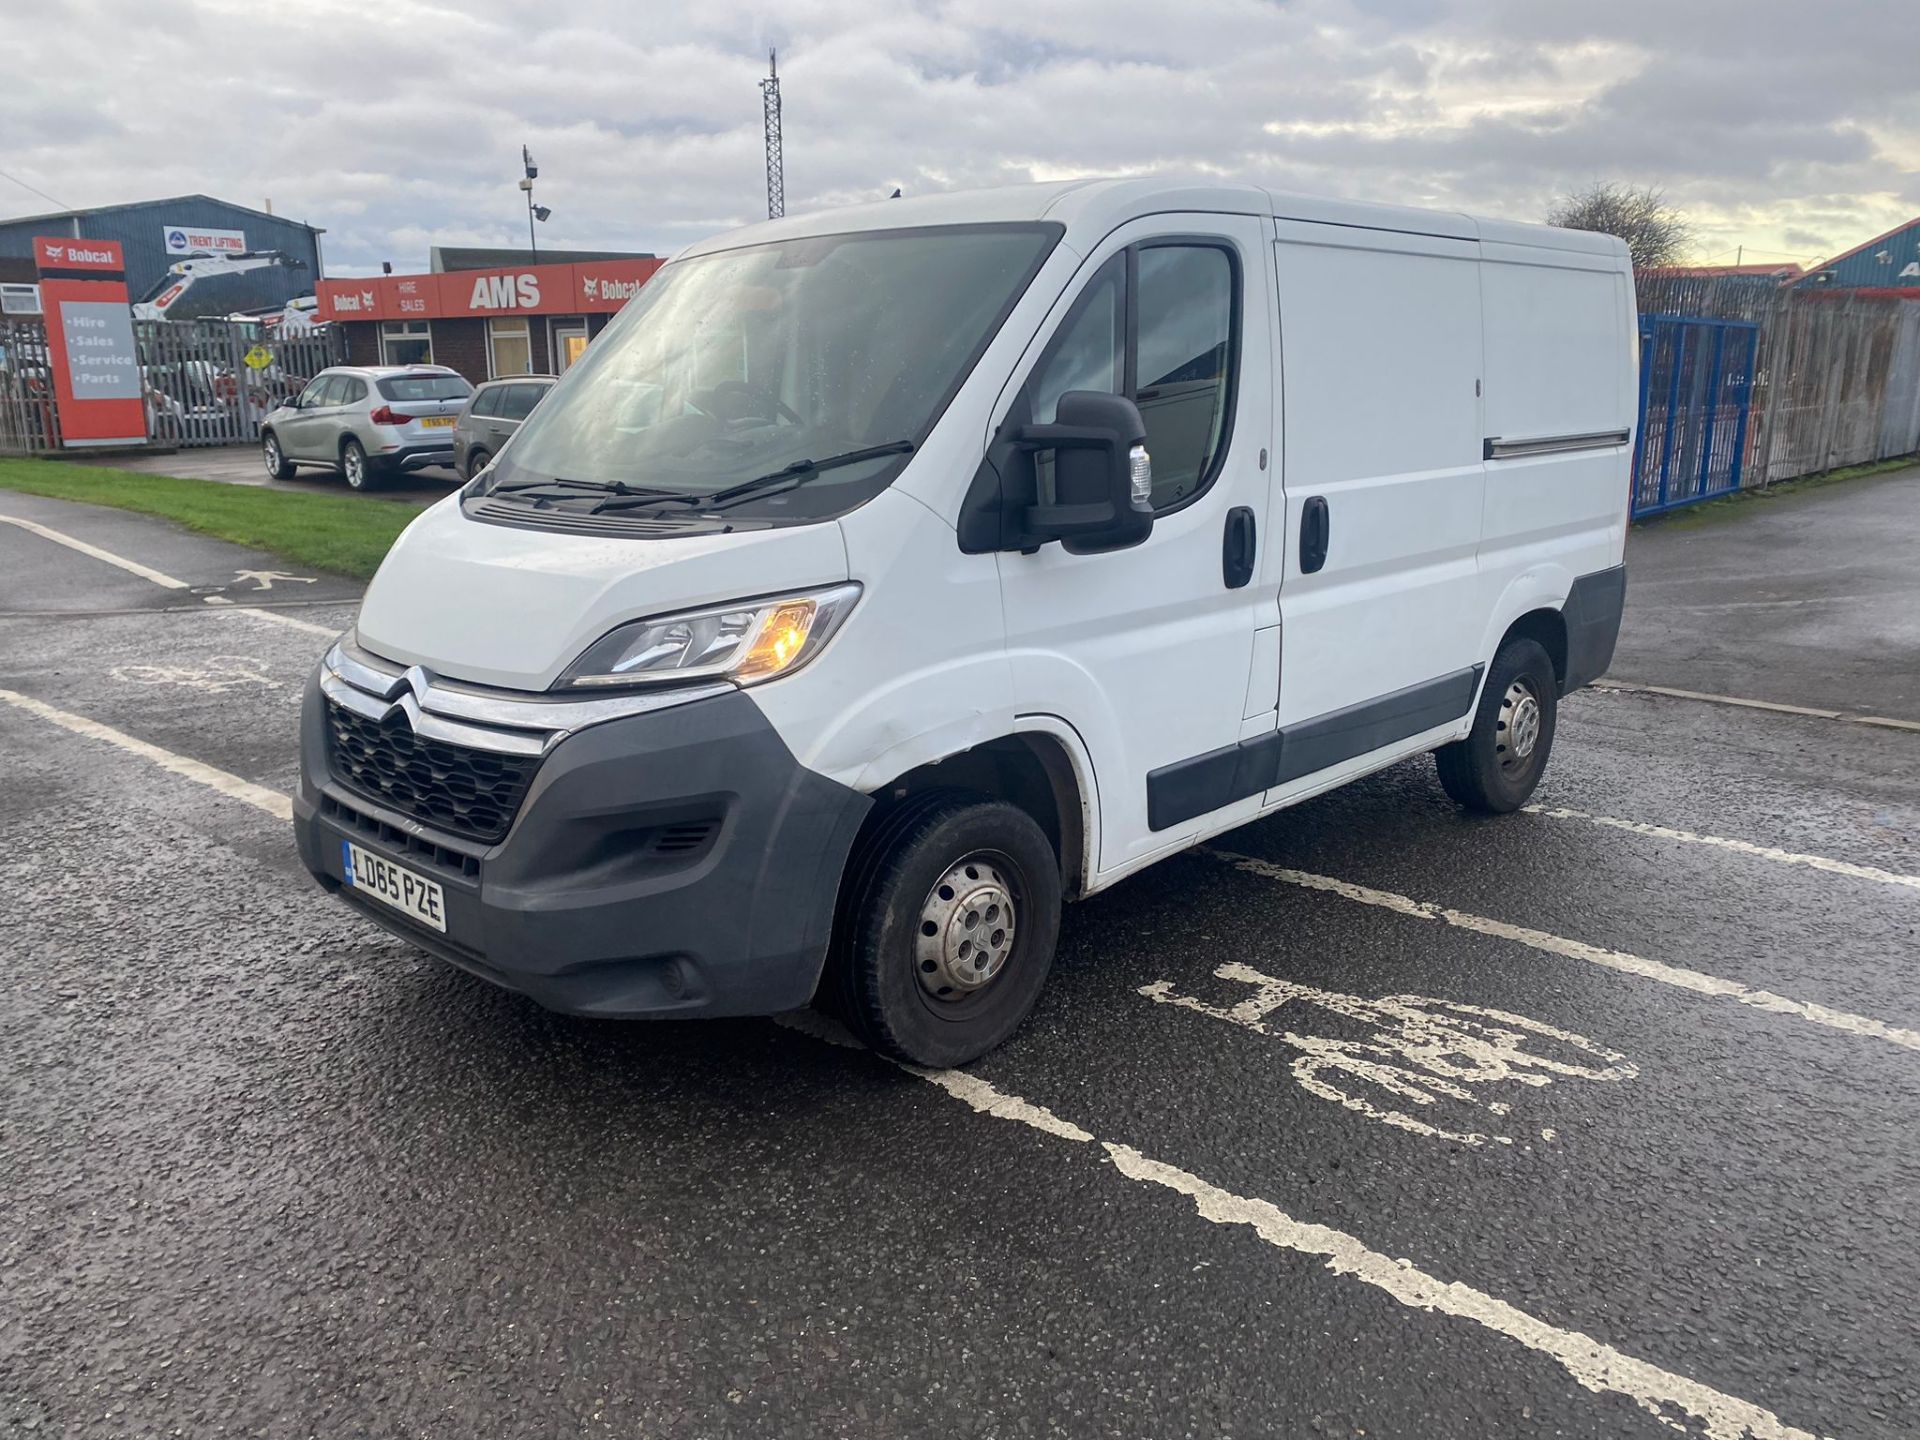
760;48;785;220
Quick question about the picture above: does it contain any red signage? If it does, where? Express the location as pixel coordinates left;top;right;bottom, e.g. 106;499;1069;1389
34;235;126;275
39;277;146;446
316;258;661;323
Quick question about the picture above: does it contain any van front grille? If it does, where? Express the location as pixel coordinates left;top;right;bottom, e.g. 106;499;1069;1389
324;698;538;844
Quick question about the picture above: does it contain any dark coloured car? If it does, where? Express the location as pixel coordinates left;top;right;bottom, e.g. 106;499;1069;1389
452;375;557;480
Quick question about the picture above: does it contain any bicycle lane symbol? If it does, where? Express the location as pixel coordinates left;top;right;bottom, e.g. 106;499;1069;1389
1140;963;1637;1147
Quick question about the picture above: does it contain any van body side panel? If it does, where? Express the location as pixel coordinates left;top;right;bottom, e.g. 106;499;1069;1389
1472;239;1635;661
1265;224;1487;790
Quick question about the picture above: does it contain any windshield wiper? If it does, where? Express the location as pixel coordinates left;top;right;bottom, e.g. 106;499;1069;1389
581;441;916;516
703;440;916;509
489;476;667;498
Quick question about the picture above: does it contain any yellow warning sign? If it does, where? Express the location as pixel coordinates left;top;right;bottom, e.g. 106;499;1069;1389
242;344;273;370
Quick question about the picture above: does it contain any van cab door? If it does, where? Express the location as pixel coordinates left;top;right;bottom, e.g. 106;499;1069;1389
1264;222;1488;797
992;214;1276;876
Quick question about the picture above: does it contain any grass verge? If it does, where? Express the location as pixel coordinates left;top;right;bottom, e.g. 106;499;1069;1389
0;459;424;580
1637;453;1917;529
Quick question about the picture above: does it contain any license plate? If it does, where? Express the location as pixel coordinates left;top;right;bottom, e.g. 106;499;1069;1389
341;840;446;932
419;415;455;428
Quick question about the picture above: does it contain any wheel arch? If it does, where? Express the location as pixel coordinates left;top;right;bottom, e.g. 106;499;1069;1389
1479;567;1576;694
1498;607;1569;692
855;728;1093;900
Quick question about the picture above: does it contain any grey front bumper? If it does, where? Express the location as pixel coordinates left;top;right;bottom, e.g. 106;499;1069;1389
294;672;872;1018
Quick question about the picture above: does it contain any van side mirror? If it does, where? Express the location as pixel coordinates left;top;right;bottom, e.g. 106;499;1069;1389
1015;391;1154;550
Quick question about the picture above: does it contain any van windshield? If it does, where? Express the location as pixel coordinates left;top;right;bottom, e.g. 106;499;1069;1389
484;223;1060;520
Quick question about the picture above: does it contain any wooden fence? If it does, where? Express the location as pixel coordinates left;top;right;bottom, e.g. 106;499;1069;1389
1634;274;1920;486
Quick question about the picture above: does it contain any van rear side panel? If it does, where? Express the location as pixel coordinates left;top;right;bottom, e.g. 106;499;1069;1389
1475;238;1635;594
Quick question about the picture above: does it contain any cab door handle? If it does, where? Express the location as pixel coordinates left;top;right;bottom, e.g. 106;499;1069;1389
1299;496;1330;574
1222;507;1256;589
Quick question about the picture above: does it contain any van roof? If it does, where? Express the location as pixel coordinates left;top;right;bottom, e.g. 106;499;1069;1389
676;176;1625;262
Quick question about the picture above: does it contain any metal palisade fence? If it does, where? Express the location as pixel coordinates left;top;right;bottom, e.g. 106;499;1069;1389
137;319;342;448
0;315;344;455
1633;274;1920;514
0;317;59;453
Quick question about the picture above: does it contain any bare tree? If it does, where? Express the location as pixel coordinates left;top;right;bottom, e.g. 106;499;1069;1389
1547;183;1694;269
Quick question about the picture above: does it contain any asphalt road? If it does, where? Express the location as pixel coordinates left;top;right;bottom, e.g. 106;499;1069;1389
4;474;1919;1439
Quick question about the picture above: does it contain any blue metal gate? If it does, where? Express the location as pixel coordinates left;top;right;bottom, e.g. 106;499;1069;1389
1632;315;1759;517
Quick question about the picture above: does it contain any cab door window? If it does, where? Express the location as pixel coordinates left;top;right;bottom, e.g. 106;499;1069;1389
1022;241;1238;513
1134;245;1234;509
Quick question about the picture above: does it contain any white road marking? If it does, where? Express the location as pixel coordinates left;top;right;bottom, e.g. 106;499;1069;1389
1210;850;1920;1055
1101;1141;1820;1440
233;569;316;591
779;1024;1824;1440
110;656;276;695
0;512;347;640
0;688;291;821
217;604;341;638
1526;804;1920;893
1140;963;1634;1147
0;513;188;589
1594;678;1920;733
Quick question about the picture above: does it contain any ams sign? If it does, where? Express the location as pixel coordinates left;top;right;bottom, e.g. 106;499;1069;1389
466;274;541;310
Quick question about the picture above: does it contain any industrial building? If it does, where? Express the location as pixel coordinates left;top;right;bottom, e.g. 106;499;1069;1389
1794;216;1920;296
0;194;324;320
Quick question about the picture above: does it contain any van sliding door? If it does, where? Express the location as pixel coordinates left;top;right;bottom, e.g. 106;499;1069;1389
1265;221;1487;793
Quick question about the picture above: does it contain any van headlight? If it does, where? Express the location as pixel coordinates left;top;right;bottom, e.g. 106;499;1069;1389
556;583;862;690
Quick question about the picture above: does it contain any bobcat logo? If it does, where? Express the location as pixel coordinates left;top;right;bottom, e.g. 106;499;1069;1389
582;277;599;301
42;242;65;263
360;290;376;308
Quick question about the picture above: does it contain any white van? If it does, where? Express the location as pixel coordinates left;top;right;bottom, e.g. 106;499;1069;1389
296;179;1634;1066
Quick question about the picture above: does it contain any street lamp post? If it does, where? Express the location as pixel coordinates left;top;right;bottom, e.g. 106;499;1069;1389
519;146;550;262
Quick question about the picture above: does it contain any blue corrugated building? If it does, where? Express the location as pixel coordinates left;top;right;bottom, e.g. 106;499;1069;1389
1793;216;1920;296
0;194;323;318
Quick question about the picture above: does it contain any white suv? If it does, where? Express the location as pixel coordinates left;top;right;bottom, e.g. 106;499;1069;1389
262;365;473;490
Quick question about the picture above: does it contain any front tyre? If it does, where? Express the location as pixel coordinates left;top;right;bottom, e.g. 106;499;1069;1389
835;794;1062;1067
1435;637;1558;813
262;431;295;480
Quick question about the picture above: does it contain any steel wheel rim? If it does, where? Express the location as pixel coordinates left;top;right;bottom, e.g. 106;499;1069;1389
915;853;1018;1003
1496;678;1541;773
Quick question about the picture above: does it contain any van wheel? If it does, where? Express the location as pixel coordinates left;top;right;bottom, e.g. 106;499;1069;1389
262;430;295;480
341;438;376;491
833;793;1061;1068
1435;638;1557;813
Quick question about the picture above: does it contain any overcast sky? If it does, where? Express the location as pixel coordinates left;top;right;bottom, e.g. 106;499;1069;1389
4;0;1916;276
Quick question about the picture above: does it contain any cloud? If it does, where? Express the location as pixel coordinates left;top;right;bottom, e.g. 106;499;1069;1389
2;0;1914;272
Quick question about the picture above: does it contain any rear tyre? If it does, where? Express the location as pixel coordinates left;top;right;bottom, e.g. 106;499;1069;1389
464;448;490;481
832;792;1061;1068
1435;637;1558;813
340;438;377;491
262;431;295;480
